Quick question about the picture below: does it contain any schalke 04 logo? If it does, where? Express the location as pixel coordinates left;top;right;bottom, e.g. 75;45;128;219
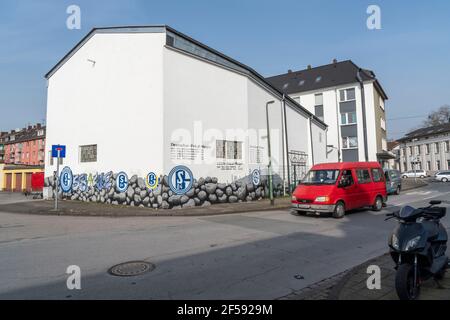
60;166;73;192
251;169;261;186
168;165;194;195
145;172;159;190
116;172;129;193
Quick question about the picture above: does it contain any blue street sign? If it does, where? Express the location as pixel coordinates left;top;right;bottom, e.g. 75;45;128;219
116;172;129;193
251;169;261;186
60;167;73;192
168;165;194;195
52;145;66;158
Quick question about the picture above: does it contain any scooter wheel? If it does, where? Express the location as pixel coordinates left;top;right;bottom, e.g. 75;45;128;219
395;263;421;300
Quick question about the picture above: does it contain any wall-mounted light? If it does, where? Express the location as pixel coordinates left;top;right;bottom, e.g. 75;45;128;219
87;59;96;67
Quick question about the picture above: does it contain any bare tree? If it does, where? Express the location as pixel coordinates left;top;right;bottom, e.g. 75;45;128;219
423;105;450;127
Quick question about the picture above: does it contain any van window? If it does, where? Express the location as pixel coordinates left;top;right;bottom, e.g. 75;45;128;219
340;170;354;186
356;169;372;184
301;170;340;185
371;168;384;182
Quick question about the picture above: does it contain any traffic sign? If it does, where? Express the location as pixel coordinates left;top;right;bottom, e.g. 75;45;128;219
52;145;66;158
168;165;194;195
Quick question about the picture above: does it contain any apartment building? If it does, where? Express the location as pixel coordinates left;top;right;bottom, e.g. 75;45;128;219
1;124;46;192
398;122;450;173
266;60;392;165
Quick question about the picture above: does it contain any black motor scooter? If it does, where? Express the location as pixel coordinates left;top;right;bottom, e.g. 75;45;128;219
386;200;448;300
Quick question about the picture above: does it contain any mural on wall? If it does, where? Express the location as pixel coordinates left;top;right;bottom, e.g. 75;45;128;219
45;166;285;210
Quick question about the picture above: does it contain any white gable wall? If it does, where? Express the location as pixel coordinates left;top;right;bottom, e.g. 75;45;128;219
45;32;166;178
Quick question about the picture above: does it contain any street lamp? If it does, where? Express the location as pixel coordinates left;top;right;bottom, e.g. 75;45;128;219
266;100;275;206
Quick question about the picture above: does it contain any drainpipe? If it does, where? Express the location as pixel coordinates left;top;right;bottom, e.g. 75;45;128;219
280;97;286;196
356;69;369;162
283;95;292;194
309;115;315;166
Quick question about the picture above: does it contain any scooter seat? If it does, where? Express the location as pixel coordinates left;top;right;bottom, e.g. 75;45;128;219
424;207;446;219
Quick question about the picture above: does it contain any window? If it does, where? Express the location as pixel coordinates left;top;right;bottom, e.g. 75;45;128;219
340;112;357;125
427;161;431;170
380;118;386;130
339;170;354;186
339;88;356;102
371;168;384;182
408;146;412;154
356;169;372;184
382;138;387;151
435;143;440;153
216;140;242;160
314;94;324;121
301;170;340;185
426;144;430;154
448;160;450;169
315;106;324;121
379;97;385;111
37;129;44;136
436;160;441;171
80;144;97;163
342;136;358;149
446;141;450;152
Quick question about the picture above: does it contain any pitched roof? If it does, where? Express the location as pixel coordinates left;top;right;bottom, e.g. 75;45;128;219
3;125;46;145
44;25;327;128
265;60;388;99
398;122;450;142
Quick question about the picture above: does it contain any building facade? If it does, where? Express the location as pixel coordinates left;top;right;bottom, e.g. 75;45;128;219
44;26;328;196
398;123;450;174
0;124;46;192
266;60;391;165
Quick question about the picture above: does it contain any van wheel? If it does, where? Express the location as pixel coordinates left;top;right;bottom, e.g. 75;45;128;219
442;178;449;183
420;175;425;179
372;196;383;211
402;175;408;179
332;202;345;219
395;186;401;195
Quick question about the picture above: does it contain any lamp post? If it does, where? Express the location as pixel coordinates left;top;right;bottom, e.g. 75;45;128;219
266;100;275;205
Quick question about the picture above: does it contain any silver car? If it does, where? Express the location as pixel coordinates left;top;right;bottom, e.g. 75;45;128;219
434;171;450;182
401;170;427;179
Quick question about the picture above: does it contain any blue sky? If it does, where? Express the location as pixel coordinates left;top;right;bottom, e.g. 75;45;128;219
0;0;449;139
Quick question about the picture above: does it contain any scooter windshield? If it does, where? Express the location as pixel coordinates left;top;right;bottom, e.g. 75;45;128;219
399;206;417;218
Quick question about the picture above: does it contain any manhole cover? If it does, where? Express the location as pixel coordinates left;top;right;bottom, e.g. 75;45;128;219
108;261;155;277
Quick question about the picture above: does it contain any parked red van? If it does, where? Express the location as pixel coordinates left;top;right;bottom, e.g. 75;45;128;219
292;162;387;218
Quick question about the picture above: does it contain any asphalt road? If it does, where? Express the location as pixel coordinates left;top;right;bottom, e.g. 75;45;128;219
0;183;449;299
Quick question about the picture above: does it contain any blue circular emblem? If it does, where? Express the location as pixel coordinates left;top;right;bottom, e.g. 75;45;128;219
60;167;73;192
168;166;194;195
251;169;261;186
146;172;159;190
116;172;129;193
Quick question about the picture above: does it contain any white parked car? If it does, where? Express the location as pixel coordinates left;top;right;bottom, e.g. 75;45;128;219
434;171;450;182
401;170;427;179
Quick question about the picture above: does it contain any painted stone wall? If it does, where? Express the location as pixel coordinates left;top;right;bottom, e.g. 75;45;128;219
44;172;285;209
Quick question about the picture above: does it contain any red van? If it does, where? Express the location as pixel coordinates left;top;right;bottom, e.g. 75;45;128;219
292;162;387;218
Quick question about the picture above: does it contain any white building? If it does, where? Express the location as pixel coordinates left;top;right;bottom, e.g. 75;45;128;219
266;60;391;166
44;26;327;188
398;123;450;174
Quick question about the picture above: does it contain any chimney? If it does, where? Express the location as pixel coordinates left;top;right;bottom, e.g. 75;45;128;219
287;69;292;73
307;65;312;69
36;123;41;129
28;125;32;130
333;58;338;64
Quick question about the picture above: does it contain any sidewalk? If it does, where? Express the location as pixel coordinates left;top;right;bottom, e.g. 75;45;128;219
280;253;450;300
0;195;292;217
